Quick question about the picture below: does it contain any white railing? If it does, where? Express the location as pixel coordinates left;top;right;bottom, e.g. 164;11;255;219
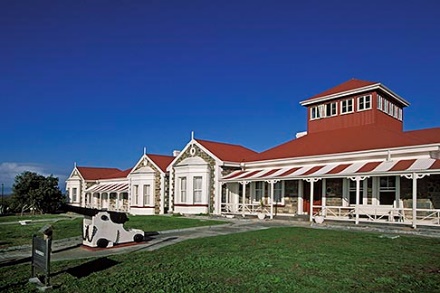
318;205;440;227
221;203;269;215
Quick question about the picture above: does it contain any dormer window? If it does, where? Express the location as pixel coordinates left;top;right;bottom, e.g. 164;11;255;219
310;102;337;120
357;95;371;111
341;99;354;114
326;102;337;117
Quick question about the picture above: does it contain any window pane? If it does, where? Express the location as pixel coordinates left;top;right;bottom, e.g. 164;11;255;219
143;184;150;206
193;177;202;203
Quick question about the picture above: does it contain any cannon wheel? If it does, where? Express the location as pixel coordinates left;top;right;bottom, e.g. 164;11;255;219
133;234;144;242
96;238;109;248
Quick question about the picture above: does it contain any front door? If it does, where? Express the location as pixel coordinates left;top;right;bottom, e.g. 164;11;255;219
303;180;322;214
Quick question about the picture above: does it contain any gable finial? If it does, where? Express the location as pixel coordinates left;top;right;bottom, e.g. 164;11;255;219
74;162;77;168
143;147;147;156
191;130;195;140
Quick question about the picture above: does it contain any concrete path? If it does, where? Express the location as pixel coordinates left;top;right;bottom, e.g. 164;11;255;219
1;216;439;266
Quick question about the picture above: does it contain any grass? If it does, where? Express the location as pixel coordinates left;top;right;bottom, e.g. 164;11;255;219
0;214;66;223
0;214;225;249
1;227;439;292
124;215;226;232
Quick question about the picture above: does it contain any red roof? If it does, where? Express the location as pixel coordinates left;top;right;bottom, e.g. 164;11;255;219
76;167;125;180
196;139;258;162
251;126;440;161
148;154;174;172
305;79;378;103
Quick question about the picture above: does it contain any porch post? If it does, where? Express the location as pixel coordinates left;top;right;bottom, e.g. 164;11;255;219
355;178;360;225
240;181;249;217
322;179;327;216
267;180;278;220
349;176;368;225
402;173;428;229
305;178;320;222
298;180;304;215
412;174;417;228
116;192;120;211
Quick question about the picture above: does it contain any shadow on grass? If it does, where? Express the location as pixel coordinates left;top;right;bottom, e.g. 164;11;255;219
66;257;120;279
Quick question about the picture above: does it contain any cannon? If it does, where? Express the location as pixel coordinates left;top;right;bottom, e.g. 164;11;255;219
65;205;145;248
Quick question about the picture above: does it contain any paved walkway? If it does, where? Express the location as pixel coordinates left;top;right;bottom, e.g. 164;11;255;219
1;216;439;266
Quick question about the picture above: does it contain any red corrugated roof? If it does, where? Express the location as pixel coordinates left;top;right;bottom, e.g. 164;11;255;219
305;79;377;102
196;139;258;162
148;154;174;172
77;167;124;180
251;126;440;162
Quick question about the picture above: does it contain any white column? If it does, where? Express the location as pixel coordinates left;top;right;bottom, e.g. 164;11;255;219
267;180;277;220
322;178;327;216
412;174;417;228
240;181;249;217
305;178;320;222
349;176;368;225
402;173;428;229
298;180;304;215
355;178;360;225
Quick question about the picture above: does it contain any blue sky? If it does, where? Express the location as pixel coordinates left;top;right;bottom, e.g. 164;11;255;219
1;0;439;193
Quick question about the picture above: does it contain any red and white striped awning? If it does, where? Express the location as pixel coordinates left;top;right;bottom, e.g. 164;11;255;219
222;158;440;182
86;183;128;193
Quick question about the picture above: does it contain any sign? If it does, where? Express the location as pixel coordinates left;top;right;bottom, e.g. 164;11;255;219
30;234;52;289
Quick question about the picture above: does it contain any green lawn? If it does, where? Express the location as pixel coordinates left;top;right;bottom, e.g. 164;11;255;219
0;214;226;249
0;214;67;223
1;227;439;292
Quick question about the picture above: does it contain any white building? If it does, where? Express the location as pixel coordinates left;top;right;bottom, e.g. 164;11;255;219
66;79;440;228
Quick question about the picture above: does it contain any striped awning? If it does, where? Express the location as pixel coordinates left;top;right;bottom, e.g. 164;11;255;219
86;183;128;193
222;158;440;182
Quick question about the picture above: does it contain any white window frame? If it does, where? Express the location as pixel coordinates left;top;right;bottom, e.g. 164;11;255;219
253;181;265;203
340;98;354;114
273;181;285;205
357;95;371;111
377;95;383;111
179;177;187;203
325;102;337;117
193;176;203;203
310;106;321;120
133;185;139;205
143;184;151;206
72;188;77;202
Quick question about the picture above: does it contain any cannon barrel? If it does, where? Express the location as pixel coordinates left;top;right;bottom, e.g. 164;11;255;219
62;205;129;224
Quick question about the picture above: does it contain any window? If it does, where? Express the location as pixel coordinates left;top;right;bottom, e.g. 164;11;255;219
254;182;264;202
179;177;187;203
379;176;396;205
133;185;139;205
341;99;353;114
357;95;371;111
72;188;77;202
310;106;321;120
325;102;337;117
383;100;388;113
398;108;403;121
193;177;202;203
273;181;284;204
348;180;364;205
143;184;151;206
377;95;383;110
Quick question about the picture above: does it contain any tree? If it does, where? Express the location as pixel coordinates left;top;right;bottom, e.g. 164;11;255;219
11;171;65;214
